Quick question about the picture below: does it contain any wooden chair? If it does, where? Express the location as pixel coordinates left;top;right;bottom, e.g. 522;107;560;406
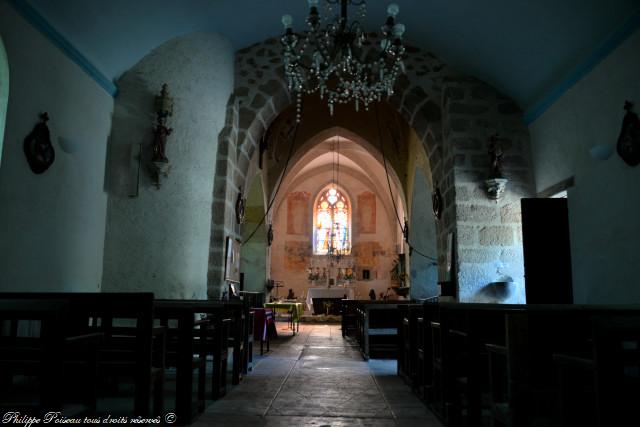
155;299;231;401
590;313;640;426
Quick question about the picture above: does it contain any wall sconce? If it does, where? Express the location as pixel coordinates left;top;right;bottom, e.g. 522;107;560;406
431;183;443;220
235;187;245;224
589;144;615;161
150;83;173;189
616;101;639;167
23;112;55;174
484;134;508;202
267;223;274;246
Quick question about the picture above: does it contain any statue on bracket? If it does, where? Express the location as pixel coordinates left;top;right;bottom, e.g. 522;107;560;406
485;134;508;202
23;112;55;174
617;101;640;167
488;134;505;179
150;83;173;189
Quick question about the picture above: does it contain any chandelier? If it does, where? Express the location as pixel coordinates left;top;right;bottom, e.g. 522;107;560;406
281;0;406;121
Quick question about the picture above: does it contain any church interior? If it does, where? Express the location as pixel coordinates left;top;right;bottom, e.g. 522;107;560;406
0;0;639;426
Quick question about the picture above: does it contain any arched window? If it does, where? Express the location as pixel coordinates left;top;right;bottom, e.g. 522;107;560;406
314;187;351;255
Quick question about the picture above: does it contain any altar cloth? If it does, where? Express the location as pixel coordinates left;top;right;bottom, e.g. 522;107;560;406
306;287;355;311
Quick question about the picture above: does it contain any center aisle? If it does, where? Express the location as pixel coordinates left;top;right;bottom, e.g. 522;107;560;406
193;323;442;426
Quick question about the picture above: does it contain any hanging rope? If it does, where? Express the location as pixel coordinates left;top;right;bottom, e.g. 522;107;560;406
374;104;438;264
242;121;299;245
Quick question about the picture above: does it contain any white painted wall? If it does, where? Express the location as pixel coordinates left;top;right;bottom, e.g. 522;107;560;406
0;3;113;291
102;33;233;299
529;29;640;303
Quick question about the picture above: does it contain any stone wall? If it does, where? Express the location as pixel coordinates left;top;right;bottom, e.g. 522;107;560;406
208;35;535;301
443;80;535;302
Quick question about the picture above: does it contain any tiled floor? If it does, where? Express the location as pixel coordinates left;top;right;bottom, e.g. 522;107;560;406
192;323;442;426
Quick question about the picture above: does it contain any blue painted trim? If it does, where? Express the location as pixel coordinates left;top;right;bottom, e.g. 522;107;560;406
8;0;117;97
524;9;640;125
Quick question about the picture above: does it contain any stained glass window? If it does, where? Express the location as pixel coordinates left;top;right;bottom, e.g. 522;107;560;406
314;187;351;255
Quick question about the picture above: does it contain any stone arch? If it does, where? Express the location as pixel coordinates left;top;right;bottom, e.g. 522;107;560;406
208;37;535;301
0;35;8;166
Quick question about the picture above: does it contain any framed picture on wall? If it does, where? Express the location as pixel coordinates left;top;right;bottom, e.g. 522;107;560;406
224;237;241;283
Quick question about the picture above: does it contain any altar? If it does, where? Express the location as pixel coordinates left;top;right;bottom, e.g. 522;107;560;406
306;287;355;314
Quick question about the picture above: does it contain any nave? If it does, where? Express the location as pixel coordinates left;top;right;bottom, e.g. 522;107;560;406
193;323;442;427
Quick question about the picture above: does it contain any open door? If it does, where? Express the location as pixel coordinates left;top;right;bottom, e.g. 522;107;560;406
521;198;573;304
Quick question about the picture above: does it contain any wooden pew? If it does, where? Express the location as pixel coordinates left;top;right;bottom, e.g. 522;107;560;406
215;299;247;385
155;299;231;401
154;300;217;424
485;305;596;426
0;292;164;417
402;302;640;427
441;303;521;427
357;301;412;360
0;299;69;412
553;309;640;427
398;304;423;389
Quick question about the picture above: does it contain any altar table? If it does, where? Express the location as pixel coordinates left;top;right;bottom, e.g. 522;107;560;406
306;287;355;312
264;302;304;333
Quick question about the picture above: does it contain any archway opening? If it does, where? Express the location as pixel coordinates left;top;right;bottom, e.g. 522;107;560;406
258;98;436;305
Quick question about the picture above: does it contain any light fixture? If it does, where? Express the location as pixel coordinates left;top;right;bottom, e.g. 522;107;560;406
281;0;406;121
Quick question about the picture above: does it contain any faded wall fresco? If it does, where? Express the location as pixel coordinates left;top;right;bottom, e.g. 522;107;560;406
284;241;310;269
357;192;377;234
353;241;386;270
287;192;310;235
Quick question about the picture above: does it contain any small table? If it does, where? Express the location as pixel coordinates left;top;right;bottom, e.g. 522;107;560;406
264;302;304;334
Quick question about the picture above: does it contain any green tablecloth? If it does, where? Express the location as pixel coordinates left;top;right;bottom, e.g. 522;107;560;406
264;302;304;323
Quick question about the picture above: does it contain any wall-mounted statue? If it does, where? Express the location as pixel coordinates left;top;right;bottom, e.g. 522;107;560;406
23;112;55;174
150;84;174;188
485;134;508;201
488;134;506;179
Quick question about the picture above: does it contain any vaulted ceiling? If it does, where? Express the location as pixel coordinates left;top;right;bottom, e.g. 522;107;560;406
26;0;640;110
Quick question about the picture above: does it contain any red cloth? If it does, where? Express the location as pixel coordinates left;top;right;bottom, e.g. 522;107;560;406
253;308;274;341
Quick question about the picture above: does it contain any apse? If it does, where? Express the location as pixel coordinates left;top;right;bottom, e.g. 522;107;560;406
269;133;410;303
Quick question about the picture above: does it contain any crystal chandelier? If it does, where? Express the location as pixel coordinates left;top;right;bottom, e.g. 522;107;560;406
281;0;406;121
